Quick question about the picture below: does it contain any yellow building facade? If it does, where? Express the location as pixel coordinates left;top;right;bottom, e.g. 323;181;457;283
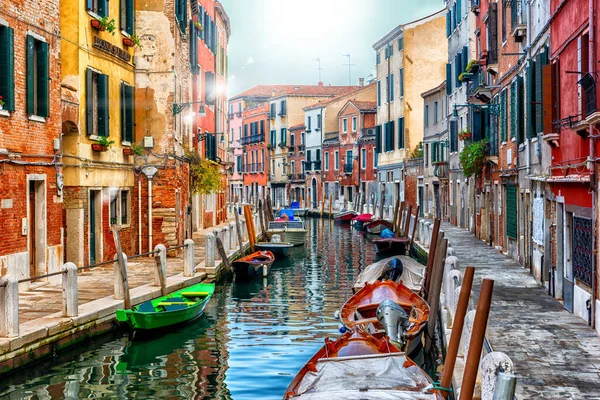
61;0;138;265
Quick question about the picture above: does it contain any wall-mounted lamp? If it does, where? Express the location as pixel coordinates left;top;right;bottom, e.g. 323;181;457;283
198;131;226;145
173;101;207;116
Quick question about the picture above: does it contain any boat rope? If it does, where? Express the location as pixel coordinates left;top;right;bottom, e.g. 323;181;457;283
429;382;453;393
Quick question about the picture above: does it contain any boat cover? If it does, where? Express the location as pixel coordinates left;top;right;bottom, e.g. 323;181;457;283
380;228;395;238
269;221;305;230
292;353;435;399
291;201;300;209
279;209;296;220
353;213;373;222
353;256;425;292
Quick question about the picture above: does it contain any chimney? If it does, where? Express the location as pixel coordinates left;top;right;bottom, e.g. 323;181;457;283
318;81;324;87
359;78;365;87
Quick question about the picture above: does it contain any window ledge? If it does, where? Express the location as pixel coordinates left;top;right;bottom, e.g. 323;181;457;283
119;224;131;229
0;110;10;118
530;137;538;143
121;141;132;147
29;115;46;123
511;137;516;142
501;141;507;145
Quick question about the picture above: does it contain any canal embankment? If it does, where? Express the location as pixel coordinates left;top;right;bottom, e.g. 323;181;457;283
0;209;265;376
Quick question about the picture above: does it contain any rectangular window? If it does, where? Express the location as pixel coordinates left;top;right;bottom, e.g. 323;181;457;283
270;103;276;118
434;101;438;123
87;0;108;17
377;80;381;106
86;68;109;136
450;119;458;152
270;130;276;146
375;125;382;154
424;105;429;127
352;116;357;132
390;73;394;100
398;117;405;149
174;0;187;33
376;52;380;65
505;184;517;239
317;113;322;128
373;148;377;168
237;155;242;173
260;120;265;135
120;0;134;34
307;116;312;130
120;82;134;143
280;100;286;116
290;133;295;146
204;71;215;105
109;189;118;225
26;35;49;118
244;124;248;137
446;63;452;95
0;26;15;111
343;118;348;133
280;128;286;145
425;144;429;166
324;152;329;171
398;37;404;50
385;76;390;103
501;0;507;43
399;68;404;97
361;148;367;169
334;151;339;170
120;190;130;225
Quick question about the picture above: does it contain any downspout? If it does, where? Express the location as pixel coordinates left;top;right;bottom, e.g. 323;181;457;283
588;0;597;327
138;176;142;254
148;177;153;254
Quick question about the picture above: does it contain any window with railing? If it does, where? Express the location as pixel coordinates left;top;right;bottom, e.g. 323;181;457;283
240;133;265;145
344;163;353;173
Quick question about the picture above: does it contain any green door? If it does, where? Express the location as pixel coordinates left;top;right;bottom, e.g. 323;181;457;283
505;184;517;240
90;191;97;264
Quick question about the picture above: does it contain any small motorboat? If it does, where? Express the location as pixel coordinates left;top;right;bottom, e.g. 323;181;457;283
266;213;307;246
333;209;358;223
255;234;294;258
231;250;275;281
115;283;214;330
339;280;429;354
353;256;425;293
372;228;411;254
284;330;441;399
350;213;373;230
364;219;393;234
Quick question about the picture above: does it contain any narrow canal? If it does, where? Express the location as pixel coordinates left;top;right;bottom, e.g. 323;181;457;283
0;218;377;399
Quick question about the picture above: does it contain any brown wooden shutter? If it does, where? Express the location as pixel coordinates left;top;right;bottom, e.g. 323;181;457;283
542;63;555;134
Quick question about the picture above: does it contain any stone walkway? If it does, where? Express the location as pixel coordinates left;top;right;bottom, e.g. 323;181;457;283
17;219;233;324
441;223;600;400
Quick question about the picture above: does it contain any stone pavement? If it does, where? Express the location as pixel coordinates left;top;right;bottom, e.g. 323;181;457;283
17;219;232;324
441;223;600;400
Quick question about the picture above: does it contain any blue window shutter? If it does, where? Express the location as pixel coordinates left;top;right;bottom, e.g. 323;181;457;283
86;69;93;135
446;11;451;37
377;80;381;106
98;0;108;17
462;46;468;71
26;35;35;115
456;0;461;23
375;125;382;154
456;53;462;87
86;0;93;10
390;73;394;99
37;41;49;117
0;27;15;111
97;73;109;137
390;120;395;149
446;63;452;95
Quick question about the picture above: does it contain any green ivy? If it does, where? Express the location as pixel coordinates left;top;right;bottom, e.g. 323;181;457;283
186;149;221;195
409;141;423;159
459;140;487;178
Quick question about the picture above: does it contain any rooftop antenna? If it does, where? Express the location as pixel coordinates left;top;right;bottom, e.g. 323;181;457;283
342;54;356;85
313;57;322;83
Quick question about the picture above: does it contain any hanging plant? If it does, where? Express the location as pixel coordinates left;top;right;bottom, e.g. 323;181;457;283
132;143;145;156
186;149;220;195
93;16;117;35
409;142;423;159
459;140;487;178
193;21;203;31
458;127;472;141
465;59;479;73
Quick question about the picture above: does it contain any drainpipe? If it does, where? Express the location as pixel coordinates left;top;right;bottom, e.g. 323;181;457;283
589;0;597;327
138;176;142;254
142;167;158;254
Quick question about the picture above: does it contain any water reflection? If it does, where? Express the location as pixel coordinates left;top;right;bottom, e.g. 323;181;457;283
0;219;376;399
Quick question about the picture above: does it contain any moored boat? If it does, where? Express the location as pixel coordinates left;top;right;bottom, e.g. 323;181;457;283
255;241;294;258
350;213;373;230
364;219;393;234
339;280;429;354
284;330;441;399
333;210;358;222
290;201;308;217
115;283;215;330
353;256;425;293
372;236;410;254
231;250;275;281
266;220;307;246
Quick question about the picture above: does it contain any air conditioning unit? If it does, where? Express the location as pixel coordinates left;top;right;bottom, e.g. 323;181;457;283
143;136;154;149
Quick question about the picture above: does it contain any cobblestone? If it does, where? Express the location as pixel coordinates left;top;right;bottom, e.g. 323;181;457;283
441;223;600;400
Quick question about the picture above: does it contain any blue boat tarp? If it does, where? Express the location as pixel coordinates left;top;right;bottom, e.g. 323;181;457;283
290;201;300;209
380;228;395;239
279;209;296;221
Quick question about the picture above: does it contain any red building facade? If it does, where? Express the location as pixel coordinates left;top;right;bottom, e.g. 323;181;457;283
288;124;307;205
242;102;270;202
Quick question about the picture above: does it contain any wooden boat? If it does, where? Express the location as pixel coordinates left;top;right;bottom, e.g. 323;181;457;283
115;283;214;330
333;210;358;222
255;241;294;258
266;220;307;246
350;213;373;230
284;330;441;399
372;236;410;254
364;219;393;234
353;256;425;293
231;250;275;281
340;280;429;354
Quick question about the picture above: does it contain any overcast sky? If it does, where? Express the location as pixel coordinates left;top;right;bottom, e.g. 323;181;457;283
220;0;444;97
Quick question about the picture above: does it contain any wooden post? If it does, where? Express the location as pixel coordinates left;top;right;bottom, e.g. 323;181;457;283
378;189;385;220
111;225;131;309
266;195;274;222
439;266;475;399
410;206;420;246
0;275;19;337
320;192;325;218
154;244;167;296
395;201;405;237
258;200;267;240
215;235;231;271
62;262;78;317
460;279;495;400
392;197;400;230
328;195;333;220
403;204;412;238
234;209;244;251
262;197;269;236
424;218;441;296
424;235;447;354
243;205;256;251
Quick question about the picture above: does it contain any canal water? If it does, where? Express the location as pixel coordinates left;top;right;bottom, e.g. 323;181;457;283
0;218;378;399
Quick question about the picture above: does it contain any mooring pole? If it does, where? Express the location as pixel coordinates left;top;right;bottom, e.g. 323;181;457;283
424;218;441;296
395;201;405;237
424;236;447;355
111;225;131;309
460;278;495;400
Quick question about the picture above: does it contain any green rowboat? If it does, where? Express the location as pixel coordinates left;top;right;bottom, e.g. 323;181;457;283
115;282;215;330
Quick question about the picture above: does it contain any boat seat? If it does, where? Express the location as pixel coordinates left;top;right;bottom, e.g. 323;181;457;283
136;301;156;313
166;297;186;302
182;292;209;297
157;301;194;306
161;304;189;312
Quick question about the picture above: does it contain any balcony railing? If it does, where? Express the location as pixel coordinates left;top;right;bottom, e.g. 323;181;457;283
297;144;305;152
243;163;265;173
433;161;449;179
313;161;321;171
343;163;353;174
240;133;265;146
292;173;305;182
303;161;312;171
581;73;597;118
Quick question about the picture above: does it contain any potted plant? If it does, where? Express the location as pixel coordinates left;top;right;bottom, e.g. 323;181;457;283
458;128;472;141
193;21;203;31
465;59;479;73
91;136;115;152
459;140;487;178
278;142;287;149
92;16;116;35
458;72;473;82
123;33;142;48
0;96;4;110
122;147;133;155
132;143;144;156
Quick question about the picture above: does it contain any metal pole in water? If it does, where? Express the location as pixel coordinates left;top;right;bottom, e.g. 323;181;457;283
263;264;268;277
492;372;517;400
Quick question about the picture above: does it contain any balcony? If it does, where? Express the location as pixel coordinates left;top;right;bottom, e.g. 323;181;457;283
235;111;242;117
303;161;313;171
240;133;265;146
297;144;305;152
471;0;480;12
291;173;305;182
278;111;287;117
581;73;598;121
313;161;321;171
343;163;353;174
433;161;449;180
243;163;265;173
467;68;492;103
510;5;526;43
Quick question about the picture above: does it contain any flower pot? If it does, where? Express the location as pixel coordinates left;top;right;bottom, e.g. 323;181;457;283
91;19;105;31
123;147;133;155
92;143;107;152
123;37;134;47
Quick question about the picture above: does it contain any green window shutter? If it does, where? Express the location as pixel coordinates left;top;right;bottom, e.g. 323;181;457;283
181;0;188;32
462;46;468;71
457;0;462;22
390;73;394;99
99;0;108;17
446;11;451;37
189;20;198;74
398;117;404;148
455;53;462;87
398;37;403;50
0;27;15;111
510;81;516;139
375;125;381;154
120;82;126;141
376;52;380;65
517;75;524;143
377;80;381;106
399;68;404;97
126;0;134;34
526;61;534;138
500;90;507;142
390;119;395;149
37;41;49;117
505;184;517;239
535;53;543;134
86;69;94;134
26;35;35;115
446;63;452;95
97;73;109;137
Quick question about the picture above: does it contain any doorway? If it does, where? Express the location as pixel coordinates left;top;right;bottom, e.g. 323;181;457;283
312;178;318;208
563;210;574;312
433;182;441;219
28;179;46;280
89;190;102;265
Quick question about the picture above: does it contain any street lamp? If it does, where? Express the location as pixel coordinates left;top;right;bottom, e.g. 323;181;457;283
172;101;207;116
